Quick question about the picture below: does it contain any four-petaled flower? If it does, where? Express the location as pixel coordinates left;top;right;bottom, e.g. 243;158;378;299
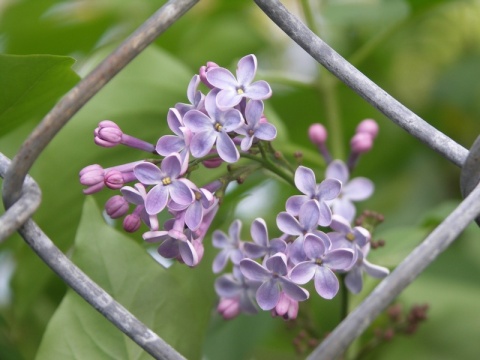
212;219;245;273
133;154;194;215
290;233;355;299
286;166;341;226
243;218;287;262
206;54;272;109
235;100;277;151
184;89;244;163
240;253;309;311
325;160;374;222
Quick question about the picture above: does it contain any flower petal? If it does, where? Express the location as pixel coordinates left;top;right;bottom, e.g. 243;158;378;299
303;233;327;259
294;166;317;196
236;54;256;85
326;160;349;183
254;123;277;141
290;261;316;284
145;184;169;215
215;274;241;297
212;250;229;273
161;154;182;179
298;200;320;230
190;131;217;158
256;280;281;310
314;267;339;299
265;253;288;275
279;278;309;302
363;259;390;278
276;211;303;236
169;179;194;205
343;177;374;201
134;162;162;185
185;200;203;231
251;218;268;247
206;67;238;90
183;109;213;133
323;248;355;271
245;99;263;125
216;131;239;163
344;266;363;294
285;195;308;216
245;80;272;100
178;239;199;266
240;258;271;281
216;89;243;109
156;135;185;156
317;178;342;201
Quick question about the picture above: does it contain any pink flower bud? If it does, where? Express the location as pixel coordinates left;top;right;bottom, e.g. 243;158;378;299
105;195;129;219
123;213;141;233
104;170;125;189
356;119;379;139
79;164;105;194
350;132;373;154
199;61;219;89
308;123;327;146
202;150;223;168
94;121;123;147
271;293;299;320
217;297;240;320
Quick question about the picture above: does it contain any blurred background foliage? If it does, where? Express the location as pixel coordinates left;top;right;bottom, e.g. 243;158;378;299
1;0;480;359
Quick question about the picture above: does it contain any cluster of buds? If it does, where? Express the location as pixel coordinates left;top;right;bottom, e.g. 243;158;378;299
79;54;390;321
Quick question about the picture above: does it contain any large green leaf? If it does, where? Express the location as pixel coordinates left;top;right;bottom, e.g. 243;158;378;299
0;54;79;136
36;197;214;360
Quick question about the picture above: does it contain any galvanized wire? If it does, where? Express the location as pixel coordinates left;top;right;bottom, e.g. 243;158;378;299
1;0;479;359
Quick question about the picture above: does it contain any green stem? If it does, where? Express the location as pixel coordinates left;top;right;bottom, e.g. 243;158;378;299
340;273;349;322
299;0;345;160
240;151;295;187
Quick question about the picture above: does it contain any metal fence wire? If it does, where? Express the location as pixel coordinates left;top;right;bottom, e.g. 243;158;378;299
1;0;479;359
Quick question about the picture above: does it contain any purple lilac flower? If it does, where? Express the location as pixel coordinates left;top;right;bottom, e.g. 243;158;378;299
243;218;287;262
344;243;389;294
168;186;214;231
215;271;260;318
206;54;272;109
240;253;309;311
277;200;321;265
143;213;200;267
328;214;369;251
290;233;355;299
156;108;192;174
286;166;341;226
212;219;245;273
175;75;205;116
133;154;194;215
325;160;374;222
235;100;277;151
183;89;244;163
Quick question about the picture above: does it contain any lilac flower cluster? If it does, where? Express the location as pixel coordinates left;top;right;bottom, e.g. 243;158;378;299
79;54;277;267
79;53;389;322
213;121;389;320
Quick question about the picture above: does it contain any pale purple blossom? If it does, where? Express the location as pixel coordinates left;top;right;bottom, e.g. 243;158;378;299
215;271;260;317
325;160;374;223
344;243;389;294
212;219;245;273
156;108;192;174
183;89;244;163
243;218;287;261
120;183;159;231
235;100;277;151
290;233;354;299
133;155;194;215
175;75;205;116
168;186;214;231
286;166;341;226
206;54;272;109
328;214;370;251
240;253;309;311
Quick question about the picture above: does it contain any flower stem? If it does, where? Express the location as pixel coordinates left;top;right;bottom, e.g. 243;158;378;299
340;273;349;321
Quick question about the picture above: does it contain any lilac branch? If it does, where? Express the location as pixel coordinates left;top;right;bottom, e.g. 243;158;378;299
0;154;185;360
2;0;200;209
253;0;468;168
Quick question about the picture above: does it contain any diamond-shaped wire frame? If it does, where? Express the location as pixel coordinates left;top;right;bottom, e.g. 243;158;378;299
2;0;480;359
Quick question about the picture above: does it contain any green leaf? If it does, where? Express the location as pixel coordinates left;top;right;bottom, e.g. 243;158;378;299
0;54;79;136
36;197;214;360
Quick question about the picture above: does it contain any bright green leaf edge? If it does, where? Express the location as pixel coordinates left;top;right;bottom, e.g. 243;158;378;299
36;197;214;360
0;54;80;136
